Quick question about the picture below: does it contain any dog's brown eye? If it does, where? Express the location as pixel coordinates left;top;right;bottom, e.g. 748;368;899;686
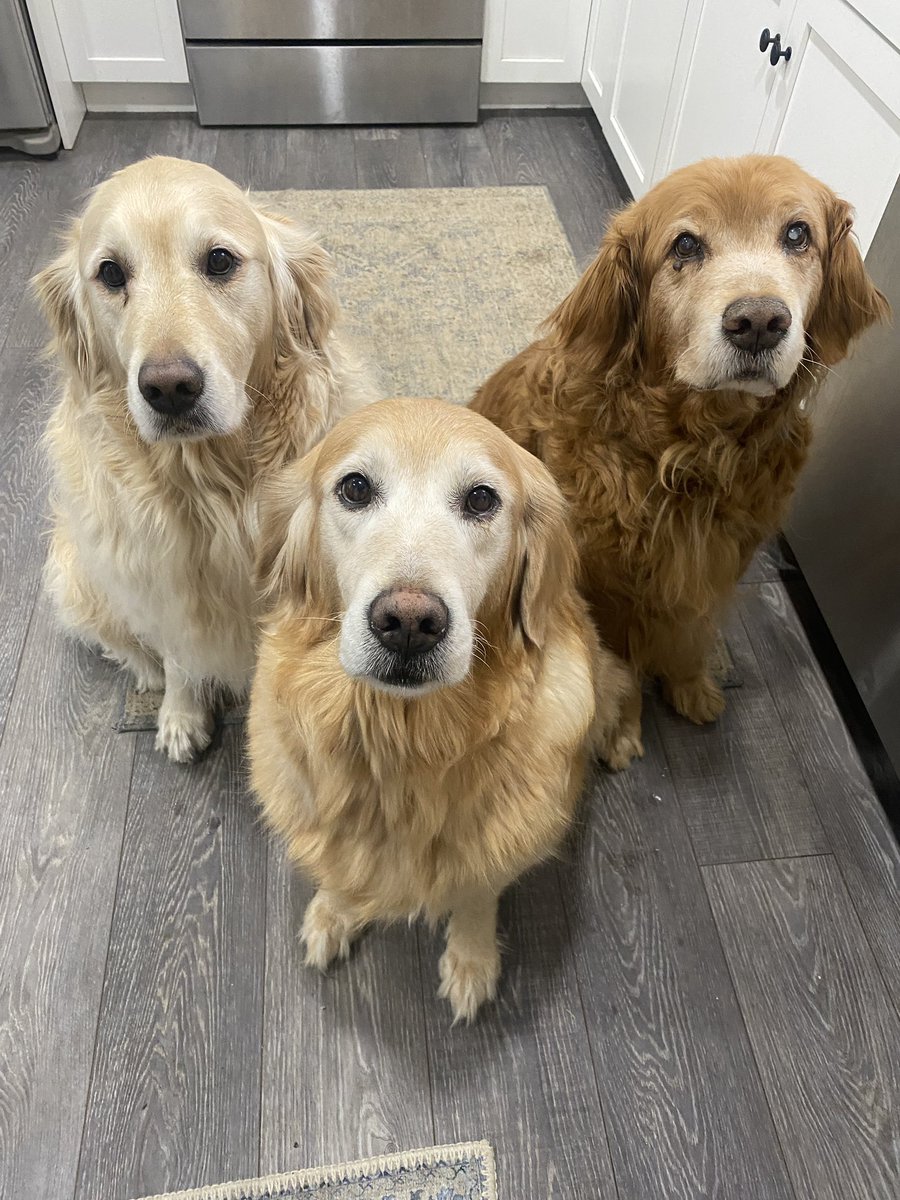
784;221;810;251
673;232;701;259
338;472;373;507
98;260;126;289
464;485;500;518
206;247;236;277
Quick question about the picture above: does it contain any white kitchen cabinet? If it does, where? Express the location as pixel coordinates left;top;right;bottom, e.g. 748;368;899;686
583;0;900;254
756;0;900;254
656;0;797;178
581;0;692;197
52;0;188;83
482;0;593;83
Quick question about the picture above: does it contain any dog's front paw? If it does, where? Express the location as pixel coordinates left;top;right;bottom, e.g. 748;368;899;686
438;945;500;1025
601;724;645;772
664;673;726;724
155;706;213;763
301;891;359;971
133;662;165;694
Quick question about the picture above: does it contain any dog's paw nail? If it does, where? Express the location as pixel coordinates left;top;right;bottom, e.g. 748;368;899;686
438;949;499;1024
155;712;213;763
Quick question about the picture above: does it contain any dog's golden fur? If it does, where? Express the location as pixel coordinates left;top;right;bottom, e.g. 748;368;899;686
35;156;371;761
473;155;888;725
248;398;638;1022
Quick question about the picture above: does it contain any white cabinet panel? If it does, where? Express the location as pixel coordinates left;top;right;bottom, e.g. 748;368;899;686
54;0;188;83
482;0;593;83
757;0;900;254
582;0;691;197
657;0;796;181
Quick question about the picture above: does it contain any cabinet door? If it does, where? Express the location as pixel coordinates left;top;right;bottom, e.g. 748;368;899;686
53;0;188;83
655;0;797;182
482;0;593;83
582;0;692;197
756;0;900;254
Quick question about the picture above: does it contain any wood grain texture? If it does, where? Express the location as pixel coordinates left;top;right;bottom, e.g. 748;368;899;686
654;602;828;863
0;349;51;738
0;598;134;1200
740;582;900;1010
421;863;619;1200
0;163;45;352
354;128;429;189
706;855;900;1199
285;127;358;190
213;127;290;190
420;127;465;188
75;726;266;1200
739;536;799;584
458;126;500;188
567;725;796;1200
534;113;625;268
260;847;434;1173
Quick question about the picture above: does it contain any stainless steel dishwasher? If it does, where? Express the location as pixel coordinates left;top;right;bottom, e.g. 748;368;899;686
786;178;900;773
179;0;485;125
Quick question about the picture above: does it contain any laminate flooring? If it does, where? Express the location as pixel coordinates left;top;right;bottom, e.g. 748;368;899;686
1;113;898;1200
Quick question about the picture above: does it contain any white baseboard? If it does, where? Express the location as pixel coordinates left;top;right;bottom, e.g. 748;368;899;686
83;82;196;113
479;82;588;109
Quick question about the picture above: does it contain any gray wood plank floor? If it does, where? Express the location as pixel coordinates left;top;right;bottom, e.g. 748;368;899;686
1;113;898;1200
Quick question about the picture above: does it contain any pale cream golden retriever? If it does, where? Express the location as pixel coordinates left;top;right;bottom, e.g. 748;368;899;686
35;155;372;761
248;397;638;1023
473;155;888;733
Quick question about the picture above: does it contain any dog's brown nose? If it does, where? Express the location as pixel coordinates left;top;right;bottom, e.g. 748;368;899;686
722;296;792;354
369;588;449;656
138;357;204;416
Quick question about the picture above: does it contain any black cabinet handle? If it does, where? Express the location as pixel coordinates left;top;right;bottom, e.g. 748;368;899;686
759;27;792;66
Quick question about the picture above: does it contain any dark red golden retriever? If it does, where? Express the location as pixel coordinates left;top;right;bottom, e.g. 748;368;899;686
473;155;888;739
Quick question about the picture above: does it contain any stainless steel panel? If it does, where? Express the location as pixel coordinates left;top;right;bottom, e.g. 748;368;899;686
0;0;50;130
187;43;481;125
180;0;484;42
785;178;900;772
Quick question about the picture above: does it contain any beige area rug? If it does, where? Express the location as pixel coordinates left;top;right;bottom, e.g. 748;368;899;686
254;185;579;405
116;186;739;729
133;1141;497;1200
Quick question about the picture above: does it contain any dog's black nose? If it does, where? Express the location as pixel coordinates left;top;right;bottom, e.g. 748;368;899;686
722;296;792;354
369;589;449;656
138;357;205;416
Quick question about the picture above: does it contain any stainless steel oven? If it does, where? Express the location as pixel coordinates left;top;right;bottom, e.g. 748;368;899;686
179;0;484;125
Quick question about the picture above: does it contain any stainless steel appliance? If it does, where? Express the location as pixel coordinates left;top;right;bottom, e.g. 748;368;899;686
786;179;900;772
0;0;60;154
180;0;484;126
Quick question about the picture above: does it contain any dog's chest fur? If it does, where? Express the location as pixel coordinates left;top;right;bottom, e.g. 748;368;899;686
533;384;812;619
249;623;593;922
48;391;260;686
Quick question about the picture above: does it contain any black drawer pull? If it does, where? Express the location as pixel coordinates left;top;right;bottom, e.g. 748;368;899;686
759;27;792;66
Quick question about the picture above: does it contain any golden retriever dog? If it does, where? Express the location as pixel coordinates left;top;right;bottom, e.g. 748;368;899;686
35;155;371;761
248;397;637;1022
473;155;888;730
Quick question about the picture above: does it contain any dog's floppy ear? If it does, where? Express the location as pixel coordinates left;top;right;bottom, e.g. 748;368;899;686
807;195;890;367
257;208;339;358
511;450;578;650
548;205;644;377
255;448;321;604
33;220;99;388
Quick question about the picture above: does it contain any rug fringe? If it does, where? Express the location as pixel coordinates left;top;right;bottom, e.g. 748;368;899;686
133;1140;497;1200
